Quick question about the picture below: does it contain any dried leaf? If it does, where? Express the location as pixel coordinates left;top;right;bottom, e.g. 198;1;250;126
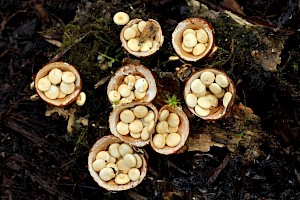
76;116;89;126
67;108;76;133
44;39;62;47
45;107;69;119
30;94;40;101
250;35;283;71
94;75;112;89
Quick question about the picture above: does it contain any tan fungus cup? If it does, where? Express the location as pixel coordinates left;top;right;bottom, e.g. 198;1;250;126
184;68;236;120
107;64;157;105
109;102;158;147
120;19;164;57
88;135;147;191
150;105;189;155
34;62;82;107
172;18;215;62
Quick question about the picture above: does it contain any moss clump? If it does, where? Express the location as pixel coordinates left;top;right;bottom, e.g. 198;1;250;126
165;94;181;108
199;15;267;76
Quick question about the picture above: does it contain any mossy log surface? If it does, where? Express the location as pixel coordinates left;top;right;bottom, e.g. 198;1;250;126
1;0;299;199
43;0;299;196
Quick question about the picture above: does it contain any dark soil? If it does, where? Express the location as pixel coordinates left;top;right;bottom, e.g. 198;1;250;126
1;0;299;199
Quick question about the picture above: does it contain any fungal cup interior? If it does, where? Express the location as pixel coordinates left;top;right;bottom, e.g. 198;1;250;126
172;18;214;61
35;62;82;107
184;69;235;120
150;106;189;155
88;135;147;191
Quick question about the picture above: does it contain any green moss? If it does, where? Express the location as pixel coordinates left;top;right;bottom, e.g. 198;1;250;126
187;9;273;79
206;16;263;74
165;94;181;108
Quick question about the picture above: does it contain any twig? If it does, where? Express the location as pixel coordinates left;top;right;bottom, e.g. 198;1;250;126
0;10;27;33
207;154;231;185
94;75;112;89
167;159;188;175
58;183;102;191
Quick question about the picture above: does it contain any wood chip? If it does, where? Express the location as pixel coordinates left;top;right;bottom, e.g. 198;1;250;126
139;20;159;44
186;134;224;152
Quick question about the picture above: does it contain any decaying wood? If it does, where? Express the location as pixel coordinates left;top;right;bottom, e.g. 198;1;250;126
186;134;224;152
6;120;48;147
250;35;283;71
187;0;285;72
25;170;57;195
185;102;264;154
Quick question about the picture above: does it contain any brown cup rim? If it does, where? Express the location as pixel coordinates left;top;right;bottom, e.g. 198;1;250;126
150;105;190;155
34;62;82;107
120;18;164;57
172;17;215;62
109;102;159;147
107;64;157;106
88;135;148;191
183;68;236;121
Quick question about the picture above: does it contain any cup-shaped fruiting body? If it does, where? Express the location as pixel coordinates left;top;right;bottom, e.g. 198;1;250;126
76;92;86;106
107;64;157;106
184;68;236;120
109;102;159;147
113;12;130;25
88;135;147;191
120;19;164;57
172;18;214;62
150;105;189;155
34;62;82;107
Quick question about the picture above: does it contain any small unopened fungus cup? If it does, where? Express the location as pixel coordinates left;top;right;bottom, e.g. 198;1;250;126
184;68;235;120
109;102;158;147
150;105;189;155
120;19;164;57
34;62;82;106
88;135;147;191
107;64;157;106
113;12;130;25
172;18;214;62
